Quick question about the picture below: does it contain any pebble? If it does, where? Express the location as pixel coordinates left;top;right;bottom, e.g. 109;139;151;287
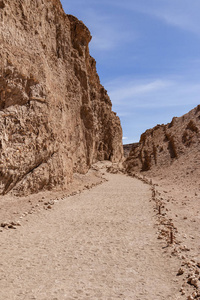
1;222;8;228
177;268;184;276
188;275;199;288
195;269;199;275
192;292;197;298
180;288;185;295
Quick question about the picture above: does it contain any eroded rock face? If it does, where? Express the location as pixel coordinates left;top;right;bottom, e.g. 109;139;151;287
0;0;123;195
125;106;200;172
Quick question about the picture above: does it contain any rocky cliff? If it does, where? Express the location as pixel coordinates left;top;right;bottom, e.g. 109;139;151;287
125;105;200;173
123;143;139;158
0;0;123;195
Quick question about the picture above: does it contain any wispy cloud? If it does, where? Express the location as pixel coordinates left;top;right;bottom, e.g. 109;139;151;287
107;78;173;105
113;0;200;36
106;76;200;109
67;7;136;52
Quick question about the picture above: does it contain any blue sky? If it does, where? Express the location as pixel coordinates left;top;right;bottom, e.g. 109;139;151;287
61;0;200;143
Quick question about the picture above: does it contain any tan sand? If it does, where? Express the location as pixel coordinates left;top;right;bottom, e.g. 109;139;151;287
0;162;182;300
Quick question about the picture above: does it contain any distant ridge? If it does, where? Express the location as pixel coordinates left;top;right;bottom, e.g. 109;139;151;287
124;105;200;172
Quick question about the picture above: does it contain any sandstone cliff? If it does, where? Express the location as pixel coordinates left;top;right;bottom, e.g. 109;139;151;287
0;0;123;195
125;105;200;173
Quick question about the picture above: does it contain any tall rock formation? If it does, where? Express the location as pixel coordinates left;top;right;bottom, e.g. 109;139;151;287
0;0;123;195
125;105;200;173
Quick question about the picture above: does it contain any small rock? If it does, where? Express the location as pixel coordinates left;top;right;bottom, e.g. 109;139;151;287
188;276;199;288
192;292;197;298
195;269;199;275
191;278;199;288
1;222;8;228
181;290;185;295
177;268;184;276
8;224;16;229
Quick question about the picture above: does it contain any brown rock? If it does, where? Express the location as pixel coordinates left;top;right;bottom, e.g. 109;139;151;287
124;106;200;173
177;268;184;276
0;0;123;196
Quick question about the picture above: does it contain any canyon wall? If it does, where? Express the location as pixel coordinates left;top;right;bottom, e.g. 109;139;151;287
0;0;123;195
125;106;200;173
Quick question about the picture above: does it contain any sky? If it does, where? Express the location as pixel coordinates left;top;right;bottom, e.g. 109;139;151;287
61;0;200;144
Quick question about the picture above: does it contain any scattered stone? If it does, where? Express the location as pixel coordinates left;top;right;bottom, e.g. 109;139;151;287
177;268;184;276
1;222;8;228
188;275;199;288
192;292;197;298
8;224;16;229
195;269;199;275
180;287;185;295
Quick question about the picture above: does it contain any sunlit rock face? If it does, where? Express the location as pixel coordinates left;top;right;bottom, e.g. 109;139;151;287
0;0;123;195
125;106;200;172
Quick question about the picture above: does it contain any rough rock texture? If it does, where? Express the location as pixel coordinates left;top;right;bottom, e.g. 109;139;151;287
0;0;123;195
123;143;139;158
125;105;200;172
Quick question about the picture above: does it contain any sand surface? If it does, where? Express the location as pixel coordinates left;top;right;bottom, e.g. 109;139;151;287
0;162;195;299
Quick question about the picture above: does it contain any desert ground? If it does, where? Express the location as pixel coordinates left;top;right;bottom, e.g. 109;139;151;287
0;161;200;300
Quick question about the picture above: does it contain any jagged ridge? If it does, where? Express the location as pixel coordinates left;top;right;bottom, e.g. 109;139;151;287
125;105;200;172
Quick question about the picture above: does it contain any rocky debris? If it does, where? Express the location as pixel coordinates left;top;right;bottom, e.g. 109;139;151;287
0;0;123;196
106;163;125;174
123;142;139;158
1;221;21;230
0;165;108;232
188;275;200;288
177;268;185;276
125;169;200;299
124;105;200;172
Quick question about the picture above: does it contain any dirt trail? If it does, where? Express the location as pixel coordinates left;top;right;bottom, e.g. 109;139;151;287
0;166;180;300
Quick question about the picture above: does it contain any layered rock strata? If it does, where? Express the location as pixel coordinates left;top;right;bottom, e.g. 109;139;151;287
125;106;200;172
0;0;123;195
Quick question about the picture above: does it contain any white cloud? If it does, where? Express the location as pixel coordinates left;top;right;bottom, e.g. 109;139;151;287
69;8;136;52
105;76;200;109
113;0;200;35
107;78;173;105
122;137;128;140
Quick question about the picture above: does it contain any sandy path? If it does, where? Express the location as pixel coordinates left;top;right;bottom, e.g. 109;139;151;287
0;171;180;300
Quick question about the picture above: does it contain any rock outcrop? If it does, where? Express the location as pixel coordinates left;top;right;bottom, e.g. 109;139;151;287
0;0;123;195
125;105;200;172
123;143;139;158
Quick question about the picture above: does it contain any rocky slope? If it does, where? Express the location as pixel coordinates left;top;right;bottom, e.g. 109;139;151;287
125;105;200;173
0;0;123;196
123;143;139;158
